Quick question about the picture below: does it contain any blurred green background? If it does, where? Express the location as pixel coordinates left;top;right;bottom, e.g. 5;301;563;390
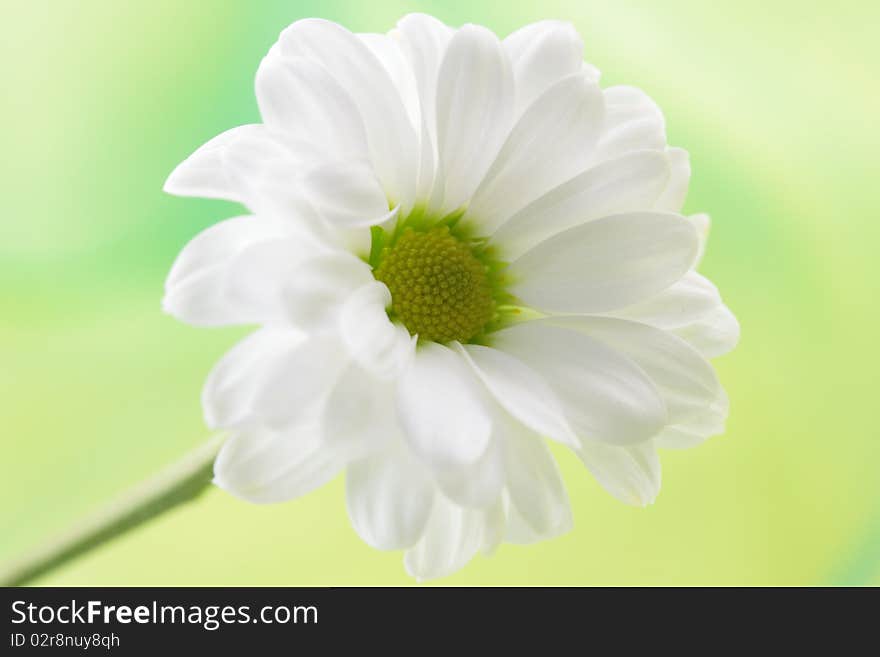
2;0;878;586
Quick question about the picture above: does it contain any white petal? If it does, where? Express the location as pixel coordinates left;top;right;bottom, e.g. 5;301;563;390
655;389;729;449
395;13;454;203
339;282;415;381
654;147;690;212
594;86;666;162
604;270;722;329
278;19;418;211
250;333;351;430
346;443;434;550
432;431;505;509
503;507;542;545
396;343;494;468
508;211;700;313
504;422;571;536
490;149;671;260
404;493;484;581
577;439;661;506
505;491;572;545
321;363;397;458
464;72;605;235
689;213;710;265
205;331;347;431
214;423;346;504
255;55;369;159
201;327;305;430
225;239;374;330
165;216;288;289
357;33;420;129
503;20;585;116
165;126;369;250
432;24;514;214
164;124;264;201
395;14;454;127
162;215;294;327
457;343;578;446
164;124;315;205
480;501;506;556
673;302;740;358
545;316;721;424
301;160;397;228
491;322;667;445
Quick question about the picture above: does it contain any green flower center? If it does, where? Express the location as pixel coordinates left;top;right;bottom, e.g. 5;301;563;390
372;223;506;344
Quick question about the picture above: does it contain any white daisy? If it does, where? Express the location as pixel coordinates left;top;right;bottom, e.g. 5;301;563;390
163;14;738;580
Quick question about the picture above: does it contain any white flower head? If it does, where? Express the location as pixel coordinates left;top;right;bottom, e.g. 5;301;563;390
164;14;739;581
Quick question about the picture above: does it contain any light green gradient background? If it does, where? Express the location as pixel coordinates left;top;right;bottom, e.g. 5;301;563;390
2;0;878;586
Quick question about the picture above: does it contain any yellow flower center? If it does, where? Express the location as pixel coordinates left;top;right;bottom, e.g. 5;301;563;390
373;225;498;344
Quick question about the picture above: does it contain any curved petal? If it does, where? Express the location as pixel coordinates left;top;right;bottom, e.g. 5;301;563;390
503;20;585;116
204;331;347;431
278;19;418;211
432;429;505;509
395;13;454;202
544;316;722;424
395;14;454;126
165;216;288;289
673;302;740;358
339;282;415;381
594;86;666;162
164;124;317;205
577;439;661;506
689;213;710;265
164;124;267;201
432;24;514;214
201;327;306;430
346;443;435;550
507;211;700;314
404;493;484;581
603;270;721;329
480;501;506;556
255;54;369;159
320;362;397;457
166;127;378;257
654;147;690;212
504;421;571;536
214;423;346;504
504;490;573;545
491;322;667;445
163;215;295;327
397;343;494;468
357;32;420;129
249;333;350;430
301;160;398;228
464;72;605;235
457;343;578;446
225;238;374;330
655;388;729;449
490;149;671;260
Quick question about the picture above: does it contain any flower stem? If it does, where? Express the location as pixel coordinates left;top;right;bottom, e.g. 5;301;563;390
0;435;225;586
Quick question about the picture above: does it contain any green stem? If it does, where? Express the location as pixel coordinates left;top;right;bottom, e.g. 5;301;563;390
0;435;225;587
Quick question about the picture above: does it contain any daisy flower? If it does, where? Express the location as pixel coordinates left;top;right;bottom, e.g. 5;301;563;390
163;14;738;580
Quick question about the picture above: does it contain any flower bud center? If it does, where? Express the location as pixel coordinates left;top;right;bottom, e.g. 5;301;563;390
373;226;496;344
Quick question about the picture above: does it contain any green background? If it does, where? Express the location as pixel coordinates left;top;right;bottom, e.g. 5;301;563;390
2;0;878;585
